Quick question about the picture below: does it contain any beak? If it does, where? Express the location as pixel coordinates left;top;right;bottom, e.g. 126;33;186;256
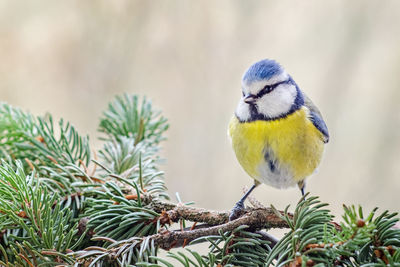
244;94;257;104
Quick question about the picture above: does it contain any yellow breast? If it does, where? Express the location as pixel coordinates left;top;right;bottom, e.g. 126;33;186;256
228;107;325;186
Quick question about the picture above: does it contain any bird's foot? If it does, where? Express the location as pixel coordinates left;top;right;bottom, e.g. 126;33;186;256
229;200;245;221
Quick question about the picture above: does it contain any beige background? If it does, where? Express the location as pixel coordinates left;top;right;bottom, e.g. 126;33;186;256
1;1;400;219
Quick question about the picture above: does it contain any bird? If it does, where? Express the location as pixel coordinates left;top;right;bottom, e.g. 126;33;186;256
228;59;329;220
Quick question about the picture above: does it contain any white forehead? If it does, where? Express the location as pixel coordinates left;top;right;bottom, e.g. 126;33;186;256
242;71;289;95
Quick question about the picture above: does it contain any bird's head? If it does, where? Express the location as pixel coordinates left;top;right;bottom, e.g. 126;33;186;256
235;59;303;122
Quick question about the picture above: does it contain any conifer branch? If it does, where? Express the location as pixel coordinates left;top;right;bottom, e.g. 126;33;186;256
147;207;288;250
1;95;400;267
116;205;289;251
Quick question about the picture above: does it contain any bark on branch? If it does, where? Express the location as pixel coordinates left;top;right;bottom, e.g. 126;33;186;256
85;198;341;260
149;200;231;225
99;198;291;251
152;207;289;250
148;198;291;225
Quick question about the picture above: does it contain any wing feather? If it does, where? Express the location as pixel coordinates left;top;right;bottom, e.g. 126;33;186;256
303;93;329;143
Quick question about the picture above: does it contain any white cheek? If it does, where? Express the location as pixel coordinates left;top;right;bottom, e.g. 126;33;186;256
235;99;251;121
256;84;297;118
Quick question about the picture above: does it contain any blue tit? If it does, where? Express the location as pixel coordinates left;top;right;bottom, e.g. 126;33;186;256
228;59;329;220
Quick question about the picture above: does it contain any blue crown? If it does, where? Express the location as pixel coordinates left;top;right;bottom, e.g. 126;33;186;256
242;59;283;83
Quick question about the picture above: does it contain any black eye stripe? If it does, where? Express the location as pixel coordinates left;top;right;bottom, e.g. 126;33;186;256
256;79;290;98
257;85;273;97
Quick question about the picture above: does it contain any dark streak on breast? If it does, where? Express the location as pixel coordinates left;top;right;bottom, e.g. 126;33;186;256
264;151;277;173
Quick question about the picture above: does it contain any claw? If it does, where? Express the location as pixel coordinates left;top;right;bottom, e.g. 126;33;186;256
229;200;245;221
229;183;258;221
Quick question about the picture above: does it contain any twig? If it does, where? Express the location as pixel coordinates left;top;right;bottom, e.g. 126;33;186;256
104;205;289;254
255;230;280;248
155;207;288;249
149;198;341;231
149;198;290;225
151;201;230;225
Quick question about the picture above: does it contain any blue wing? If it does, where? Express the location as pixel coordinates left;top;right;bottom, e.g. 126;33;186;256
303;94;329;143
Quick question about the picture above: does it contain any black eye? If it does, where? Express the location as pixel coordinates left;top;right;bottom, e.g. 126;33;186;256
257;85;272;97
242;91;245;97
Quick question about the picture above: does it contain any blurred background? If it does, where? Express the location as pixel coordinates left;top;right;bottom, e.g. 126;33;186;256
1;1;399;218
